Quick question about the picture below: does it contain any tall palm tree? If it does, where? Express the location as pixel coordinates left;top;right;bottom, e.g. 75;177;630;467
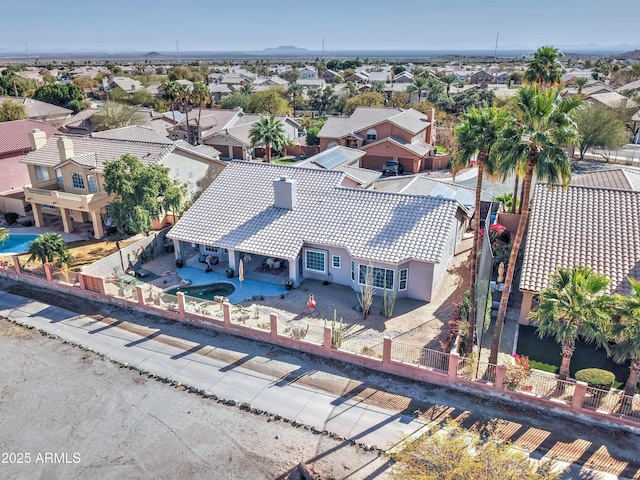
176;83;192;142
239;82;255;96
571;77;590;95
27;233;69;265
287;82;303;115
344;81;359;98
441;73;457;97
489;85;583;365
406;77;428;103
611;279;640;395
453;107;509;352
249;115;287;163
531;266;613;380
191;81;211;143
162;81;180;124
524;46;564;88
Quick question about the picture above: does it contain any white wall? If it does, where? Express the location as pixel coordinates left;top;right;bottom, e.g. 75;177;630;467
161;151;223;198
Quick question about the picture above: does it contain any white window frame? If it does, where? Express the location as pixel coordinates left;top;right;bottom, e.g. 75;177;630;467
87;174;98;193
174;167;180;178
71;172;85;190
34;165;50;181
399;268;408;291
332;255;341;269
55;168;63;184
366;129;377;141
304;249;326;274
358;264;395;290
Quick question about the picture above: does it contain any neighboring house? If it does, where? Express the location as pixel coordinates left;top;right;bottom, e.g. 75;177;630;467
344;72;369;83
321;69;344;83
91;125;174;144
297;78;326;90
518;181;640;323
616;79;640;94
392;71;414;83
0;120;60;213
468;70;494;84
494;72;510;84
0;96;72;126
299;66;318;79
60;108;101;135
208;83;232;103
253;76;289;89
295;146;373;188
587;91;639;110
167;162;468;302
20;134;226;239
105;76;144;93
317;106;437;173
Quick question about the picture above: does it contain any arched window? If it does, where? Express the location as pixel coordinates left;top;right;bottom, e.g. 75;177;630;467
326;141;339;149
366;129;377;141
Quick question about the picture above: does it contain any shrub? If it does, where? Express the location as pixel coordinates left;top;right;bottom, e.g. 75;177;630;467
575;368;615;389
4;212;19;225
504;354;533;390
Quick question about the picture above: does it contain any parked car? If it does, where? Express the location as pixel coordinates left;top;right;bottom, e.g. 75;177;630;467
382;160;403;176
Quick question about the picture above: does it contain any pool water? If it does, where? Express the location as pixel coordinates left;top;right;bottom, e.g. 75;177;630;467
0;234;38;254
167;282;236;300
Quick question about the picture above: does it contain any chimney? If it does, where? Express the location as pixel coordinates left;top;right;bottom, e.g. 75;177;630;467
29;129;47;150
273;176;297;210
57;137;74;161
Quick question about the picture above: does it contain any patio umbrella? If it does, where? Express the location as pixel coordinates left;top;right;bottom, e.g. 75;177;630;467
239;259;244;292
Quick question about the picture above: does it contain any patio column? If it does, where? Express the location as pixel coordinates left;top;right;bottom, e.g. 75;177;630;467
60;207;73;233
289;255;299;287
90;210;104;239
519;291;535;325
227;249;237;271
32;203;44;228
228;145;233;159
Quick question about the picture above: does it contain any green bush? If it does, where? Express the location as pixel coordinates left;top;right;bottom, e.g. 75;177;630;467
575;368;615;389
4;212;19;225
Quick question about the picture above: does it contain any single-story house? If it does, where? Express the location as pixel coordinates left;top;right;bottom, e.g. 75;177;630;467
167;162;469;302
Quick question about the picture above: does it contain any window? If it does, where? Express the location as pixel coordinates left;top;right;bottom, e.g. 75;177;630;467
399;269;408;291
326;141;339;149
188;171;194;179
174;167;180;178
305;249;326;273
195;179;201;187
345;139;358;148
332;255;341;268
351;260;355;281
87;174;98;193
204;245;219;253
366;129;377;141
34;166;50;181
71;172;85;189
55;168;63;184
359;265;394;290
43;204;57;211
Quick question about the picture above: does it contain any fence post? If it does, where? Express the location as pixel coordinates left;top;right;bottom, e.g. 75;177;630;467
494;364;507;391
223;302;231;328
96;276;106;296
571;381;588;413
270;313;278;338
44;263;53;282
382;337;392;366
324;326;332;350
136;285;145;307
77;272;86;291
448;352;459;382
12;255;21;274
177;292;185;315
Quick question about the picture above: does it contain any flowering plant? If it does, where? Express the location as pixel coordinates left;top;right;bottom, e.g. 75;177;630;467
504;353;532;390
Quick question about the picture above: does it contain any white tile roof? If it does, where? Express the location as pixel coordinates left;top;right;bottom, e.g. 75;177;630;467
318;107;429;139
521;183;640;296
168;162;459;264
92;125;173;144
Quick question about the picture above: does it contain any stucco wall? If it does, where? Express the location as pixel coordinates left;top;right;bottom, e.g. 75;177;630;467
162;151;224;197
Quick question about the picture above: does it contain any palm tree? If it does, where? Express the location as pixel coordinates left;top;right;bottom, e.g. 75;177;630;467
611;279;640;395
176;83;192;143
27;233;69;265
453;107;509;352
249;115;287;163
488;85;583;365
344;81;359;98
191;81;211;143
287;82;303;115
441;73;457;97
571;77;590;95
530;266;613;380
524;46;564;88
406;77;428;103
162;81;180;125
239;82;255;96
0;227;8;245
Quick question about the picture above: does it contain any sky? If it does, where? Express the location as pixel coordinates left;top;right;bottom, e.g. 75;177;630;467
3;0;639;53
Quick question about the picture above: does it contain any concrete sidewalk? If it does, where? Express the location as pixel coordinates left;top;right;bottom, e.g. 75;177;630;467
0;290;422;450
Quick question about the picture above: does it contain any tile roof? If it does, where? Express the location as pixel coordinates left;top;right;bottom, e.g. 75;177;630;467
361;135;433;156
21;135;173;172
0;96;72;118
0;119;59;155
92;125;173;143
318;107;428;139
520;183;640;296
168;162;459;264
374;175;476;210
571;168;640;191
589;92;639;109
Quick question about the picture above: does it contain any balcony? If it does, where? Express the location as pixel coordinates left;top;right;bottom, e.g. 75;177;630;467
24;186;113;212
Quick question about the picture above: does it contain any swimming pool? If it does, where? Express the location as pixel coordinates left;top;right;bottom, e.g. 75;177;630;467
166;282;236;300
0;234;38;254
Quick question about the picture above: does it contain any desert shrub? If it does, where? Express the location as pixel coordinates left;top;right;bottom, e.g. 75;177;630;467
575;368;615;389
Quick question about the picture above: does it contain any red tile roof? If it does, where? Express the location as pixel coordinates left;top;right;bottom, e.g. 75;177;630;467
0;119;60;156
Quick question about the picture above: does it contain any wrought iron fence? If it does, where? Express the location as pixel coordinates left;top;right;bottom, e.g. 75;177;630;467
524;371;575;404
392;341;449;372
341;334;384;359
50;266;79;285
456;357;496;382
582;387;640;419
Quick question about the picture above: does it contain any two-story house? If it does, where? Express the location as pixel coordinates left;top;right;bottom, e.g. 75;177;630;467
20;133;226;239
299;66;318;79
317;107;436;174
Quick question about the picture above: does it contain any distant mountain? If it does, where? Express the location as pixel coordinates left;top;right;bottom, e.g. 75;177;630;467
262;45;307;52
144;51;162;57
615;49;640;60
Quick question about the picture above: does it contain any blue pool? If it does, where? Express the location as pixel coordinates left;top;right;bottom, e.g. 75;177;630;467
0;234;38;254
166;282;236;300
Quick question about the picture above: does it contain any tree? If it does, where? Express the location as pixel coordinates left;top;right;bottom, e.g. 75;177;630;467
103;154;183;235
94;102;147;131
238;82;255;96
305;126;320;147
575;105;629;160
309;86;337;115
571;77;590;95
33;83;84;112
387;419;563;480
162;81;180;124
453;107;509;352
441;73;457;97
287;82;304;115
249;115;287;163
220;92;251;111
531;266;613;380
27;233;70;265
176;83;192;142
344;92;384;113
611;279;640;396
631;63;640;80
406;76;428;103
0;99;27;122
191;81;211;142
489;86;582;365
524;46;563;88
247;89;290;116
0;227;8;245
130;89;155;106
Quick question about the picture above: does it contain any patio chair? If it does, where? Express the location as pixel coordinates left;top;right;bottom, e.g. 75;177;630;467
113;265;136;284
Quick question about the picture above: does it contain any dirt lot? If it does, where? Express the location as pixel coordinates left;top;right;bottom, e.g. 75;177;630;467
0;318;388;480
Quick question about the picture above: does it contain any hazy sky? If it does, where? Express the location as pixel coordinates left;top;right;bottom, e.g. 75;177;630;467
4;0;639;52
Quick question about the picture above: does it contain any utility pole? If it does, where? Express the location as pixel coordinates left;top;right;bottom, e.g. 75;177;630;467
493;32;499;62
322;38;324;60
176;41;181;65
25;43;31;66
